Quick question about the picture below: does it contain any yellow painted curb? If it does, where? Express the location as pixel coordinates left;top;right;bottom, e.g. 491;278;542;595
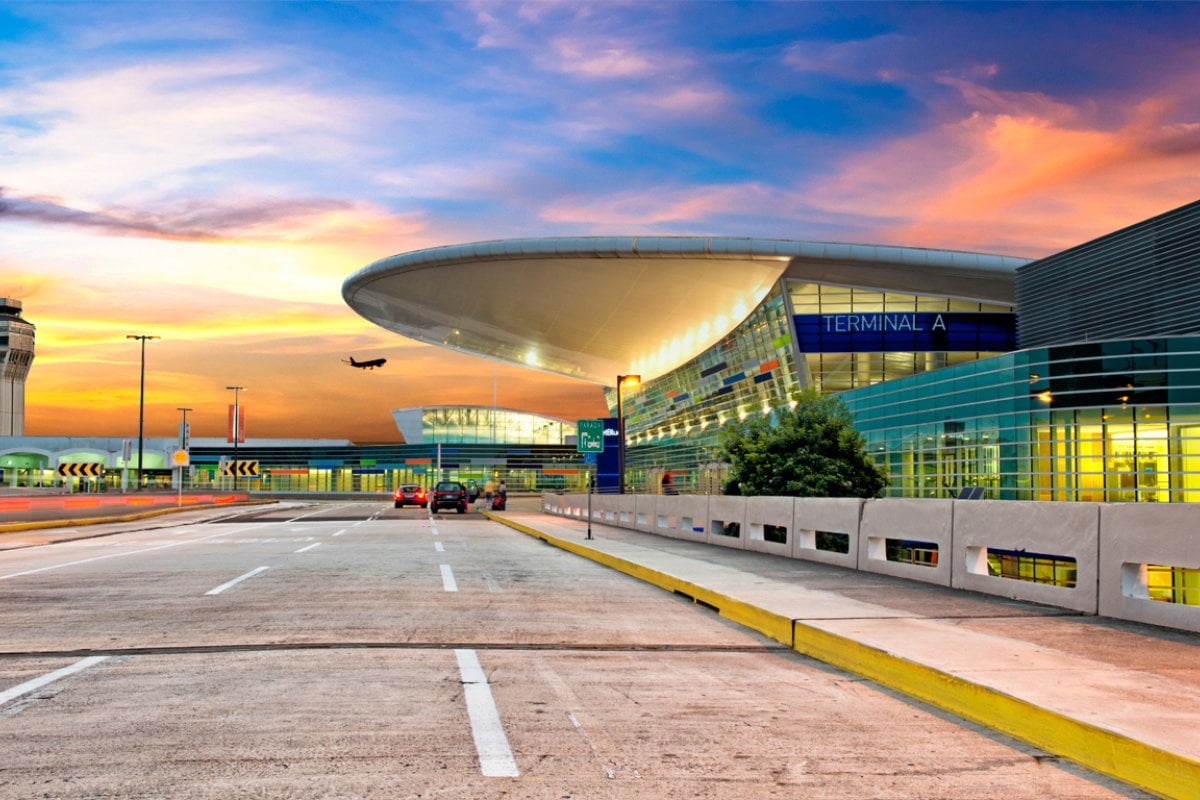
489;512;1200;800
792;621;1200;800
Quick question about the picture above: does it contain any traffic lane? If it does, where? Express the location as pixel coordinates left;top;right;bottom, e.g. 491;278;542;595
224;500;389;524
0;648;1146;799
0;510;764;653
0;508;1150;798
0;503;321;554
0;513;401;653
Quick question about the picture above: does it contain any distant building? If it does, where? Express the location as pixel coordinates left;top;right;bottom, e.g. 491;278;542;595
393;406;575;445
0;298;35;436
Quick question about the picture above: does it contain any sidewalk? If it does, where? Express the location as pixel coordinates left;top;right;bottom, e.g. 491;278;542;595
486;507;1200;800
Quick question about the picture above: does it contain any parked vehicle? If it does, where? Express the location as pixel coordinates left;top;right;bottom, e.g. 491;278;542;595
394;483;427;509
430;481;468;514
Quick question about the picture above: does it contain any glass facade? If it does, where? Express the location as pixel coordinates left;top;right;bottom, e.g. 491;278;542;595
787;282;1014;393
186;442;590;494
615;281;1015;495
617;283;802;494
840;336;1200;503
395;406;575;446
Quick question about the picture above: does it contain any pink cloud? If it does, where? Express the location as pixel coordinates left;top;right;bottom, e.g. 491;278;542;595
810;81;1200;256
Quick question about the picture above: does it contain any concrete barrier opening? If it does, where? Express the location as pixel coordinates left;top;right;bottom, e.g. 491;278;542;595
711;520;741;538
880;538;938;567
1146;564;1200;605
966;546;1077;588
748;523;786;544
799;529;851;553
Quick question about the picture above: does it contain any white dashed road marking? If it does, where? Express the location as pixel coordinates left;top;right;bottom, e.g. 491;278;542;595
440;564;457;592
0;656;109;707
205;566;270;596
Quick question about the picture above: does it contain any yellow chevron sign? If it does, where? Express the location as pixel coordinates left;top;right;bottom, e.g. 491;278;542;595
57;462;104;477
221;460;259;477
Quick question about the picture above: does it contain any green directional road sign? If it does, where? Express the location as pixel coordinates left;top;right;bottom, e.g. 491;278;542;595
577;419;605;453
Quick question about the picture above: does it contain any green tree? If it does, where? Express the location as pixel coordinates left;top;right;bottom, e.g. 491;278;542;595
719;388;888;498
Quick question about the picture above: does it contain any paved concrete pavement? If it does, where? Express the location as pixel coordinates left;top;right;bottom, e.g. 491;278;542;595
485;505;1200;800
4;496;1198;798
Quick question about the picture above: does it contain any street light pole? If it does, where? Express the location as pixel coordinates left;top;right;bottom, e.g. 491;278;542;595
226;385;245;492
127;334;160;490
176;406;192;492
616;374;640;495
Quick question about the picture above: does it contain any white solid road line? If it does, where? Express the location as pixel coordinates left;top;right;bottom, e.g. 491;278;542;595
440;564;458;592
0;656;109;706
295;543;322;553
205;566;270;596
455;649;519;778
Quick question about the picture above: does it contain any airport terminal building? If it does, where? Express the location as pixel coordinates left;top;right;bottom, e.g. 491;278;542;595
343;199;1200;502
3;199;1199;504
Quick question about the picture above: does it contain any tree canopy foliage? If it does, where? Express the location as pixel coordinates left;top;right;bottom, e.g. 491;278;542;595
718;388;888;498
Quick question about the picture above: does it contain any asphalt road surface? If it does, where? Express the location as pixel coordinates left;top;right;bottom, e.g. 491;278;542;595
0;501;1150;799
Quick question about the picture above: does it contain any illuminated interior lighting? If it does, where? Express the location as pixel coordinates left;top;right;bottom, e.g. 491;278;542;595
1037;391;1053;403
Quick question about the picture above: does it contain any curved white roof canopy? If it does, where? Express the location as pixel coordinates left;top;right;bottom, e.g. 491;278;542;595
342;237;1027;385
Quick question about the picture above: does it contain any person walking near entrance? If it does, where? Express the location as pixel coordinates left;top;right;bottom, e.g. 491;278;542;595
481;476;496;511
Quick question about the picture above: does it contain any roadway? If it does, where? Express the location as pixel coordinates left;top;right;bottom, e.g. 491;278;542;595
0;499;1166;798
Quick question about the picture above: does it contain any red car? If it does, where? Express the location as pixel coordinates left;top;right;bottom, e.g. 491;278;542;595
394;483;427;509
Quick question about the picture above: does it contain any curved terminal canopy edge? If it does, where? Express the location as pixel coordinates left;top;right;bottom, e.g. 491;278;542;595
343;237;1027;386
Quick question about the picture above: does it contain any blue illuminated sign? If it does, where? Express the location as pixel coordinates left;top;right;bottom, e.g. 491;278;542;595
793;313;1015;353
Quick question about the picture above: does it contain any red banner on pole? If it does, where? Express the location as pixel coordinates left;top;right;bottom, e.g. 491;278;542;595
227;405;245;443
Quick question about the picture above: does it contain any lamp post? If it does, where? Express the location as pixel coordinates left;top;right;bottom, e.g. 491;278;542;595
127;334;160;490
226;386;245;492
616;374;640;494
176;407;192;491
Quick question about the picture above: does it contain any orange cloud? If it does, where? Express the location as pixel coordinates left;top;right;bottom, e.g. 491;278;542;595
811;82;1200;256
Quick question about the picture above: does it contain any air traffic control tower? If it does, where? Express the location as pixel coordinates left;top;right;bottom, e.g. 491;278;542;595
0;298;35;436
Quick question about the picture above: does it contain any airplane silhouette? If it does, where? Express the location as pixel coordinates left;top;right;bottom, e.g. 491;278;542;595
344;356;387;370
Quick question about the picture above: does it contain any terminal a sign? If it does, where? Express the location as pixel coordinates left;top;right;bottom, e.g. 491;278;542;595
793;312;1015;353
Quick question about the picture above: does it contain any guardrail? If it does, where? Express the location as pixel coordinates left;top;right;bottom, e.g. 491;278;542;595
541;493;1200;634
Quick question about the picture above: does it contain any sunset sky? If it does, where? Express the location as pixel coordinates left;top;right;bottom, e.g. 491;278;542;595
3;1;1199;442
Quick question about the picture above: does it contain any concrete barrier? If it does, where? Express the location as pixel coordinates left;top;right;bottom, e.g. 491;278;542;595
706;495;747;550
744;496;796;558
652;494;709;540
534;491;1199;635
859;498;953;586
591;493;623;524
633;493;658;533
1099;504;1200;634
793;497;863;569
952;500;1100;614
